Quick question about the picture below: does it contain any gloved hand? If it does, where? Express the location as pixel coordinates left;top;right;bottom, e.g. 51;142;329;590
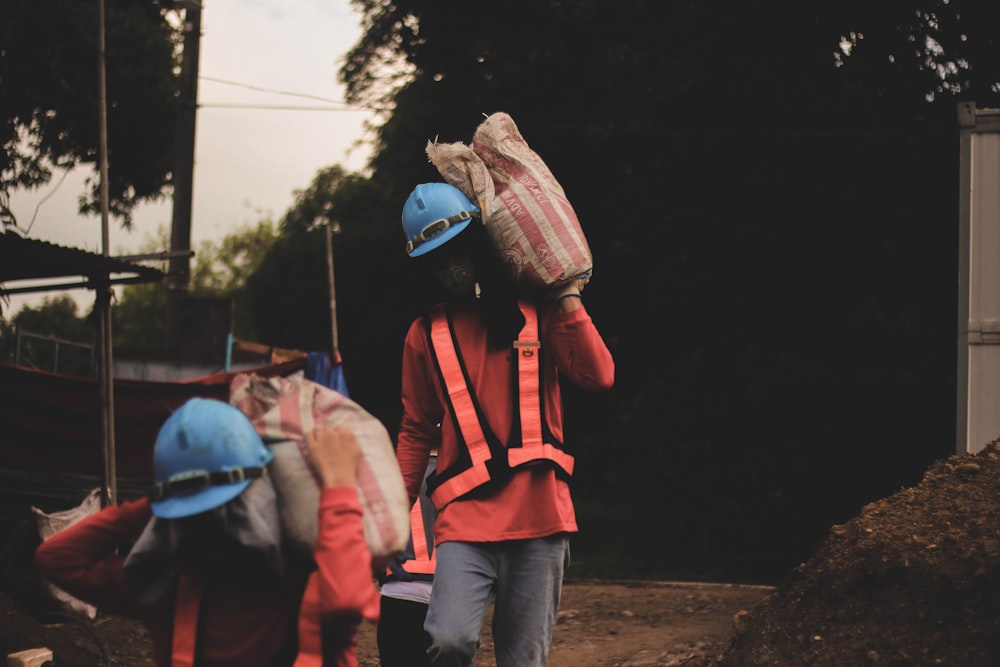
551;270;592;300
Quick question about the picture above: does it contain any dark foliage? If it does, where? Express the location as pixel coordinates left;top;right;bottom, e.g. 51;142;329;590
242;0;1000;582
0;296;96;376
0;0;178;227
6;0;1000;589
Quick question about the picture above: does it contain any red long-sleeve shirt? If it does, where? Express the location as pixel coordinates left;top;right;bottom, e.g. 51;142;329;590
396;301;615;545
34;488;379;667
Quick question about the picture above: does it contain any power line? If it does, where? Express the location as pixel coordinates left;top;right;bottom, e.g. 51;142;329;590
199;75;356;107
198;103;373;111
197;75;389;112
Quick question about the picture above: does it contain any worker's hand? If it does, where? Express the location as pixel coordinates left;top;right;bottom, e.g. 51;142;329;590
549;270;591;309
551;270;591;298
305;424;362;488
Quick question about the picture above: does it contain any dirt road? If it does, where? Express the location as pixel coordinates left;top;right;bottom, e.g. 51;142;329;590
2;579;773;667
357;579;774;667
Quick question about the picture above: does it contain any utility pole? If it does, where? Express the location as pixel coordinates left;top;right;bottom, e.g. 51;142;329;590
324;220;341;363
96;0;116;506
166;0;202;350
314;205;341;363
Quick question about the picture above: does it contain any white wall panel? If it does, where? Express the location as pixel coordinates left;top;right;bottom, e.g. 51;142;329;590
958;103;1000;453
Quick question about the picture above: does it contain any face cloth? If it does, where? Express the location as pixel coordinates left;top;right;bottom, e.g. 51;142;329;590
123;471;284;603
436;261;479;297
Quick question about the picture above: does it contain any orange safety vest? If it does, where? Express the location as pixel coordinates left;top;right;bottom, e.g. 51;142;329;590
294;572;367;667
384;497;437;580
172;567;311;667
424;301;574;509
385;455;438;582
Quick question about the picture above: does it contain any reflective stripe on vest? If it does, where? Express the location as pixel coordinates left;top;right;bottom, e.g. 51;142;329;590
172;569;201;667
292;573;323;667
386;498;436;578
508;304;575;472
427;302;573;509
404;498;436;574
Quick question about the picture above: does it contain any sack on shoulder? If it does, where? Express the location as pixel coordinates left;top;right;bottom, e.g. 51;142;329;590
230;372;410;568
426;112;592;292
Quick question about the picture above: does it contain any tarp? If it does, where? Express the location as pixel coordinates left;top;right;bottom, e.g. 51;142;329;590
0;359;307;482
305;351;349;396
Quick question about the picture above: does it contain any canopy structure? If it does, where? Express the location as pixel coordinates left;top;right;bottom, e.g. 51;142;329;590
0;229;170;505
0;230;164;295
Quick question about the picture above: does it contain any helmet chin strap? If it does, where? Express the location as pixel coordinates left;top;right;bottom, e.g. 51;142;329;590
149;465;266;502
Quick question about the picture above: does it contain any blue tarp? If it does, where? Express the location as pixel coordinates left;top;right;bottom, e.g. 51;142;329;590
305;352;349;397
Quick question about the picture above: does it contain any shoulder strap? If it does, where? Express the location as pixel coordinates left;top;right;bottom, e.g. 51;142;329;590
427;306;494;505
172;569;201;667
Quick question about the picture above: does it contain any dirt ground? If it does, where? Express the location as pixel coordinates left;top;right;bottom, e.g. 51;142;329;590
5;438;1000;667
0;580;770;667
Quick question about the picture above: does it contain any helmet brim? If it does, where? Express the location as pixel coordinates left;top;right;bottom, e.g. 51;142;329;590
150;479;251;519
408;217;473;258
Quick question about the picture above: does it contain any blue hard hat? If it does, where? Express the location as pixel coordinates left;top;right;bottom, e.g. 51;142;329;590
402;183;481;257
149;398;273;519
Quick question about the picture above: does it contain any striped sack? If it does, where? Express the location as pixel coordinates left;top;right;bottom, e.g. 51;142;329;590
230;371;409;567
426;111;592;292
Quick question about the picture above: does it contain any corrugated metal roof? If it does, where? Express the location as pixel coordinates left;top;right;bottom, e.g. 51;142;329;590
0;231;163;287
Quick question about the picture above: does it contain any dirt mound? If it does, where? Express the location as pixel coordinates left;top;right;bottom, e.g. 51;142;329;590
712;439;1000;667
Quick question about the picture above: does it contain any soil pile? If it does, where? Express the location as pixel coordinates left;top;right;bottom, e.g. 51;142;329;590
708;439;1000;667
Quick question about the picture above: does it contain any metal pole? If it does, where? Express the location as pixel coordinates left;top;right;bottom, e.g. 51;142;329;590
96;0;117;506
225;331;234;372
324;222;340;361
167;0;202;350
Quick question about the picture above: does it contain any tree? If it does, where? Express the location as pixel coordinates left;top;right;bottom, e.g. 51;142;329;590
328;0;1000;580
0;0;179;228
113;219;279;354
831;0;1000;103
243;165;411;425
0;295;95;375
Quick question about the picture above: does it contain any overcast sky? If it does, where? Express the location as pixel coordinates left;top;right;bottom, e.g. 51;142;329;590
5;0;375;313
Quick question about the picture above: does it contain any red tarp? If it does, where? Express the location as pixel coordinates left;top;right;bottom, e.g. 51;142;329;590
0;359;307;481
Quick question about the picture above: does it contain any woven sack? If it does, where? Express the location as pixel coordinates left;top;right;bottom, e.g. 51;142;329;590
32;488;102;619
426;111;592;291
230;372;409;567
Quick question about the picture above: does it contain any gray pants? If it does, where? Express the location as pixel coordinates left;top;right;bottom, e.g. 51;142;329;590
424;535;570;667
